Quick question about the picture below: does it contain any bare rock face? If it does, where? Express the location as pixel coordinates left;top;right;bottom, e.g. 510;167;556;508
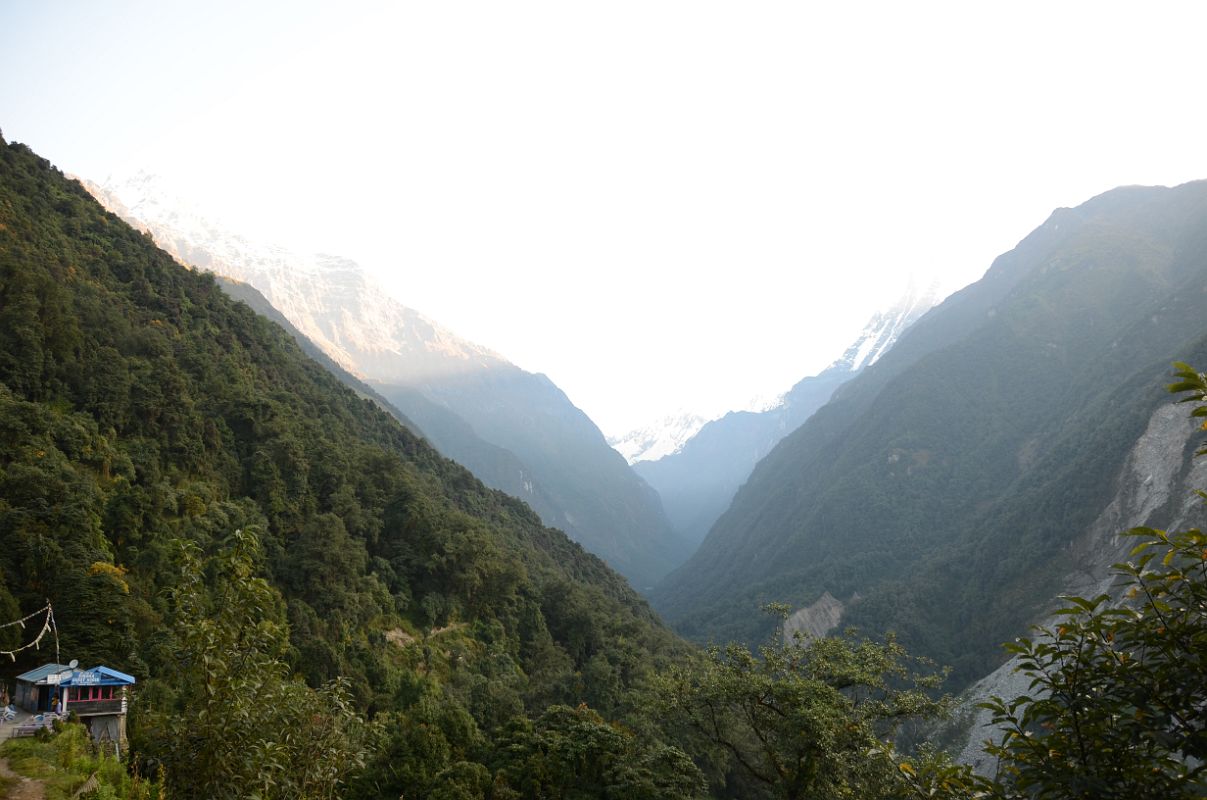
952;402;1207;773
784;591;846;641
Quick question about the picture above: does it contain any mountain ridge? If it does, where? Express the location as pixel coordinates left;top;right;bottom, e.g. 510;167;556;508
633;284;937;545
82;172;687;588
0;135;709;797
652;179;1207;684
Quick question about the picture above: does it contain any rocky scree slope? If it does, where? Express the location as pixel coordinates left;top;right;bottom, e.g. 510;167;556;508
946;386;1207;771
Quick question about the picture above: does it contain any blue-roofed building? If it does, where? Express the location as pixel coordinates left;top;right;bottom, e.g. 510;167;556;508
13;663;136;745
13;662;72;713
60;666;136;744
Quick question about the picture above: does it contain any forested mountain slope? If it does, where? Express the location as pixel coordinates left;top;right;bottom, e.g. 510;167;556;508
375;369;686;590
0;136;697;796
215;274;579;532
215;275;424;429
83;174;686;589
653;180;1207;685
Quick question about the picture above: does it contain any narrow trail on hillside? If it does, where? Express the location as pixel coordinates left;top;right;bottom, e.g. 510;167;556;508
0;757;45;800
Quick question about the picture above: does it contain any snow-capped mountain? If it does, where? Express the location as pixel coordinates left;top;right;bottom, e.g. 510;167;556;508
611;284;939;467
632;285;938;545
81;172;688;588
608;411;714;465
83;172;506;384
825;280;940;374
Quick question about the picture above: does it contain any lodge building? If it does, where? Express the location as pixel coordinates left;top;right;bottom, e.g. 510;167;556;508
14;662;135;743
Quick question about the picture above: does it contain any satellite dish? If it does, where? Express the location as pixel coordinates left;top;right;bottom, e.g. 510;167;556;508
68;659;78;669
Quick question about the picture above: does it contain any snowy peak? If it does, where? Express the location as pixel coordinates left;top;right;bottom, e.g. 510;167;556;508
76;171;686;587
80;173;508;384
826;280;939;374
629;283;940;546
609;411;714;465
611;286;938;465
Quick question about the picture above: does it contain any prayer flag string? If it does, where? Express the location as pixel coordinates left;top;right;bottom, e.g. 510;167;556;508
0;602;59;662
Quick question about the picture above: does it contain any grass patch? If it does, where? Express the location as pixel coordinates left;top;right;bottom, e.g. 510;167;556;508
0;723;159;800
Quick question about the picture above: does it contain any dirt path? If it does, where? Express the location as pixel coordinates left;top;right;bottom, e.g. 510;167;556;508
0;757;44;800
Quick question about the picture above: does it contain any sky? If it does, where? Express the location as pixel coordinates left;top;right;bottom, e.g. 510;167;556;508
4;1;1207;435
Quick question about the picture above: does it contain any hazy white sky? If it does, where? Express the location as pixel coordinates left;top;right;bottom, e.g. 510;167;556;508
4;1;1207;434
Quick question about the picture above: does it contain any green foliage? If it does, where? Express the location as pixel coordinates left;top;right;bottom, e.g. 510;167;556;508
654;613;948;800
0;720;161;799
133;529;364;800
348;684;486;800
1169;361;1207;454
903;522;1207;800
971;368;1207;798
0;134;691;796
492;704;706;800
974;525;1207;798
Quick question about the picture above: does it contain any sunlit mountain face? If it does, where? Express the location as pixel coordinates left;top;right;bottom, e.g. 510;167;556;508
84;173;689;588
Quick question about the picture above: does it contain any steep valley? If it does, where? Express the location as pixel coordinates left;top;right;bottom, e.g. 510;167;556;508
81;174;686;588
653;180;1207;687
3;133;1207;798
632;285;937;546
0;136;701;798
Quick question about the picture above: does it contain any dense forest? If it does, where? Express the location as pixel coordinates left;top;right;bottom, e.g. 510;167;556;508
0;134;697;797
2;135;1205;798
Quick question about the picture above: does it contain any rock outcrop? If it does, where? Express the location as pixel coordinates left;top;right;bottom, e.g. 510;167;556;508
952;401;1207;773
783;591;846;641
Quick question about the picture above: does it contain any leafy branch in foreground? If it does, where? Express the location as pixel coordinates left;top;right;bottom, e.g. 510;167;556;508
969;524;1207;799
1169;361;1207;455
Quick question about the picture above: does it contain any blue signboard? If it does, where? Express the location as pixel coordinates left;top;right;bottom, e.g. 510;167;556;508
61;666;135;687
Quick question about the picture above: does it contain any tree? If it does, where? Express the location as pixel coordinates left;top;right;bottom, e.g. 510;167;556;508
133;529;365;800
654;608;947;800
345;685;487;800
492;703;706;800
